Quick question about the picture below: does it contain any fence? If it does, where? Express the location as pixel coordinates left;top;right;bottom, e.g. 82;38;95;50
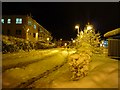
108;39;120;58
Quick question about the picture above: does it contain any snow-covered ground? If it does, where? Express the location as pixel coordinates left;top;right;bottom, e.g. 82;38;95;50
2;48;61;67
2;48;76;88
51;54;119;88
2;48;119;88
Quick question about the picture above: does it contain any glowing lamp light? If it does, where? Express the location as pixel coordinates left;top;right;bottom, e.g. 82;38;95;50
64;43;67;46
60;38;62;41
72;40;75;43
47;38;50;41
75;25;79;29
27;28;29;32
87;25;93;30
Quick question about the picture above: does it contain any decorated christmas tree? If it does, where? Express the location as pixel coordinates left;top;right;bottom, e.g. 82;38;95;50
68;22;103;80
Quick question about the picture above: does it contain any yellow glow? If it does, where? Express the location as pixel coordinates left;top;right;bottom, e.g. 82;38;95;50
36;33;38;41
87;25;93;30
60;38;62;41
64;43;67;46
36;32;38;36
75;25;79;29
72;40;75;43
80;35;83;38
27;28;29;32
47;38;50;41
80;31;83;35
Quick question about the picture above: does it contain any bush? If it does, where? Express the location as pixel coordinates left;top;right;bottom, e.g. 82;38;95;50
2;35;55;53
2;36;34;53
68;52;91;81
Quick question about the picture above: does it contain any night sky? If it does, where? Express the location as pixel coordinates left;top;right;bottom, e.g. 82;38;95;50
2;2;120;40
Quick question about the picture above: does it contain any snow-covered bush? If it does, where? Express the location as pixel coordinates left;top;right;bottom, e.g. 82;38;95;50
2;35;35;53
68;51;91;80
2;35;55;53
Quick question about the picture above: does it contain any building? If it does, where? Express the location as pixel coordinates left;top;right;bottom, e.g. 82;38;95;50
104;28;120;59
1;15;52;42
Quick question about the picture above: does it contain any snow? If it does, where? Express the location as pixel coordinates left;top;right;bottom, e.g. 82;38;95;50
50;54;119;88
2;48;75;88
2;48;61;67
2;48;119;88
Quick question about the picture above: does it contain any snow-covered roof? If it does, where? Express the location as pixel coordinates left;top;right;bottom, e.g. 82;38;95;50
104;28;120;38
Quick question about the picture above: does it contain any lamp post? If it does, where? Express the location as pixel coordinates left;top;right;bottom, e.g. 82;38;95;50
86;22;93;45
75;25;80;36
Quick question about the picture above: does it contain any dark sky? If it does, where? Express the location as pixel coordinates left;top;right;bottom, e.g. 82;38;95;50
2;2;120;40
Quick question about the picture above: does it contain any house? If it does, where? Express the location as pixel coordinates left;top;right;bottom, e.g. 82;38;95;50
104;28;120;59
1;15;52;42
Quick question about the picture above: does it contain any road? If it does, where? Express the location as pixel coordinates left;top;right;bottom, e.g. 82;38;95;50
2;48;76;88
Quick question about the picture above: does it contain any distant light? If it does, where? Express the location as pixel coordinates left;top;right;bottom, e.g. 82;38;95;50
75;25;79;29
27;28;29;32
60;38;62;41
72;40;75;43
47;38;50;41
100;44;103;47
87;25;93;30
64;43;67;46
35;32;38;41
36;32;38;36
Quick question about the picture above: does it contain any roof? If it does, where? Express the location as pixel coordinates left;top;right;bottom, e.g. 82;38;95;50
104;28;120;38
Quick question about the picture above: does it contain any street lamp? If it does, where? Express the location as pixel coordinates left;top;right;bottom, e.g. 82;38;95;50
27;28;29;32
86;23;93;31
75;25;80;36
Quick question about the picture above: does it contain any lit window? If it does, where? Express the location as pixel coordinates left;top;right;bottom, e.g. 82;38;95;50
16;18;22;24
1;19;4;24
34;24;36;29
28;20;32;25
7;19;11;24
39;28;43;32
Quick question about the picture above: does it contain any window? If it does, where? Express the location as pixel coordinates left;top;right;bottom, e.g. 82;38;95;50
16;30;22;35
1;19;4;24
7;19;11;24
39;28;43;32
33;33;36;38
16;18;22;24
34;24;36;29
28;20;32;25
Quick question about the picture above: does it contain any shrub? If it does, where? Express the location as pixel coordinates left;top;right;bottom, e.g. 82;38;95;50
68;52;91;81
